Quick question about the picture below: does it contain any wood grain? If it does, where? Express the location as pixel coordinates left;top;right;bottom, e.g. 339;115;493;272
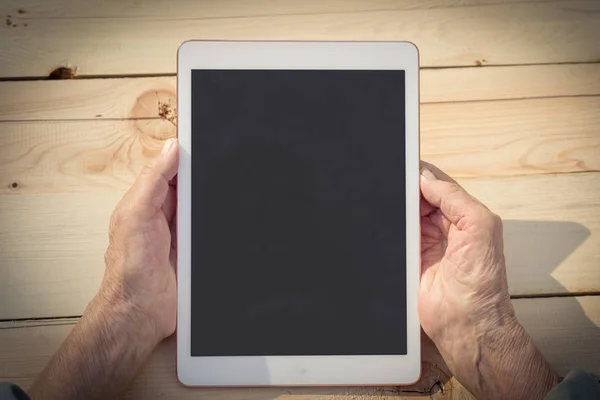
422;63;600;103
1;170;598;320
0;78;177;122
0;0;556;20
0;120;172;195
0;192;121;319
421;96;600;177
1;96;598;196
0;2;599;77
1;64;599;122
2;295;599;398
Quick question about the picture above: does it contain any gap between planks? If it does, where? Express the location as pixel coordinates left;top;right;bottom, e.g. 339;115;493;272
1;63;599;122
2;60;600;83
6;288;600;326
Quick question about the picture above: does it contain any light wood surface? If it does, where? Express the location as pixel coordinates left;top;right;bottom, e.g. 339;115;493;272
422;63;600;103
421;96;600;177
1;96;599;192
1;0;599;398
1;64;600;122
0;2;599;77
1;172;598;319
2;296;598;398
0;0;556;20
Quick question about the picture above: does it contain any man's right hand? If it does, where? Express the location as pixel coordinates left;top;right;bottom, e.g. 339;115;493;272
418;161;559;400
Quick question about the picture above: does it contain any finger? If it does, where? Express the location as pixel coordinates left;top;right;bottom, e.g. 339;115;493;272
429;209;453;239
130;138;179;212
163;181;177;224
419;160;461;219
421;160;493;211
170;208;177;271
420;160;459;185
420;162;483;227
170;244;177;273
420;215;441;241
170;209;177;252
420;195;435;217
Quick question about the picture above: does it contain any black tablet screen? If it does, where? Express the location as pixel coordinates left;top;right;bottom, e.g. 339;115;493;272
191;70;407;356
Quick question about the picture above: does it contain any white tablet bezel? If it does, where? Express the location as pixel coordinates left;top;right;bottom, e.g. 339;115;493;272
177;41;420;387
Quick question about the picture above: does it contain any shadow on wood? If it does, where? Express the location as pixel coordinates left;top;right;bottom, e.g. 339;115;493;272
504;220;600;375
504;220;593;296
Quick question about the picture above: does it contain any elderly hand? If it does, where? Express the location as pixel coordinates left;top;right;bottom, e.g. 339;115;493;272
101;138;179;343
418;161;558;400
29;139;180;400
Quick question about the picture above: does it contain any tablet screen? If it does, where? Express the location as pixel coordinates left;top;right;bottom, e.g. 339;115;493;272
191;70;407;357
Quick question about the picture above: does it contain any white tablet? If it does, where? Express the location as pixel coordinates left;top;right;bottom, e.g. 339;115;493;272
177;41;420;387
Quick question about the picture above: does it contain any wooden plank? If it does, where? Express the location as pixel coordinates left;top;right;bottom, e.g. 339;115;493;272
1;64;600;122
0;120;170;195
0;0;556;20
1;96;599;193
0;2;599;77
0;192;121;319
422;63;600;103
0;169;598;319
0;78;177;122
421;96;600;178
1;296;598;398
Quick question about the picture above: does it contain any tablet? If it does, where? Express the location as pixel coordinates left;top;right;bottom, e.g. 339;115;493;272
177;41;420;387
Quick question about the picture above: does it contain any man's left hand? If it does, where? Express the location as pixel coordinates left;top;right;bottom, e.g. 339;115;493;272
101;138;179;343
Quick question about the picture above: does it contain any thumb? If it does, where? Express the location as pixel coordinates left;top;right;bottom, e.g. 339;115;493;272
130;138;179;212
420;162;482;226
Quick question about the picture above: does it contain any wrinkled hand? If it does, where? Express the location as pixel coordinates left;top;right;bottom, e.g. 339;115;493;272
418;161;558;400
28;140;179;400
101;138;179;343
419;161;511;352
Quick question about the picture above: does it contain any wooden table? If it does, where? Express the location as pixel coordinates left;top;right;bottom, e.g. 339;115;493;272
1;1;599;398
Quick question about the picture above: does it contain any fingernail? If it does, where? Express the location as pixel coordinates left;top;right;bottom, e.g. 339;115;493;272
420;167;437;181
161;138;176;155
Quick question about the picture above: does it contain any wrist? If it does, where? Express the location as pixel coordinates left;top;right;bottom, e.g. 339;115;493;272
29;288;163;400
486;321;559;400
91;286;163;349
454;314;558;400
431;293;558;400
